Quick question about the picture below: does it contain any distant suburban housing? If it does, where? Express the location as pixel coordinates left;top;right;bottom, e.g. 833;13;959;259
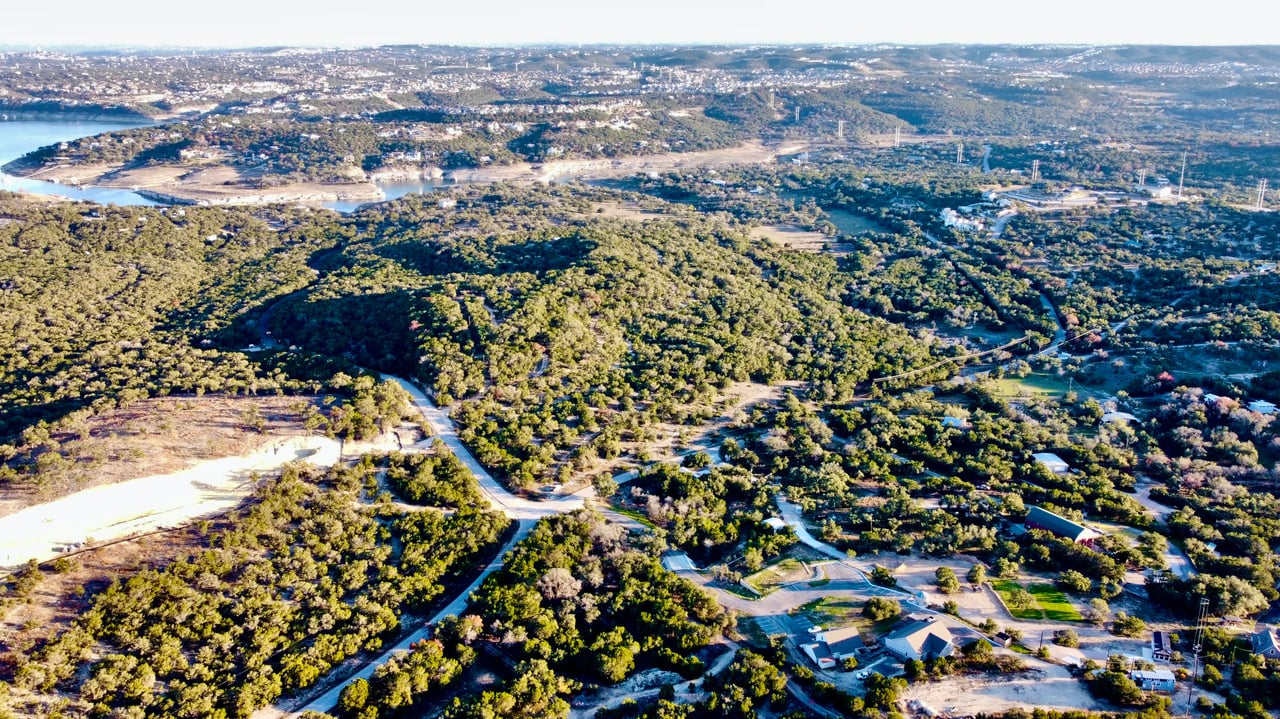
1130;669;1177;693
1032;452;1071;474
1151;631;1173;662
939;207;984;232
1025;505;1102;545
1251;626;1280;659
801;626;867;668
883;615;955;662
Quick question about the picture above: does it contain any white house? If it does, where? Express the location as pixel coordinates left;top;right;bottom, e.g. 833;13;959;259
1032;452;1071;474
1248;400;1277;416
939;207;984;232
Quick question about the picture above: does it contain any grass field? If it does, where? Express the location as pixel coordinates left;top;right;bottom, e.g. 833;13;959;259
744;558;809;595
986;373;1111;401
791;597;901;637
992;580;1083;622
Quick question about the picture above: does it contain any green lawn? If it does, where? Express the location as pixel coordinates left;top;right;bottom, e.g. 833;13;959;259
992;580;1083;622
987;373;1111;402
791;597;901;637
744;558;809;595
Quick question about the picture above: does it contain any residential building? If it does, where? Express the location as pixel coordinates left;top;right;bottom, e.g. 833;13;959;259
1130;669;1177;693
1251;626;1280;660
801;626;866;669
762;517;788;533
1025;505;1102;545
1032;452;1071;474
883;615;955;663
1248;400;1277;416
1151;631;1173;662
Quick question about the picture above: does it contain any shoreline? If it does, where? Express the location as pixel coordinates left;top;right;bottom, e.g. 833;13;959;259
4;139;807;207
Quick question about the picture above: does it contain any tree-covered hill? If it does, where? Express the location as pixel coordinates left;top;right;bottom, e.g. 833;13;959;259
271;186;948;487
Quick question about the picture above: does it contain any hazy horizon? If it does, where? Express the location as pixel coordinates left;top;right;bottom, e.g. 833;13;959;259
5;0;1278;50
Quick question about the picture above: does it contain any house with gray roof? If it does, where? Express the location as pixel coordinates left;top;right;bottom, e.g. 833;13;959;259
883;615;955;663
801;626;867;669
1251;626;1280;660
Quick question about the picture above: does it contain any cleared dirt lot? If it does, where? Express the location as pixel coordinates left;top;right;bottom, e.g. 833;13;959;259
1;395;331;513
0;435;341;571
902;662;1108;715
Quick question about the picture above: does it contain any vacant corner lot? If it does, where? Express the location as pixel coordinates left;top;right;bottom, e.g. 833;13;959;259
745;557;813;595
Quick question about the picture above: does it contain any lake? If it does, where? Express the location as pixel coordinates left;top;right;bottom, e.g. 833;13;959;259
0;119;159;205
0;120;596;212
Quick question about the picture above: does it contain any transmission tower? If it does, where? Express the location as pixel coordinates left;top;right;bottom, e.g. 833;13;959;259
894;127;901;148
1183;596;1210;719
1256;179;1268;209
837;119;845;141
1031;159;1040;182
1138;169;1147;186
957;142;964;164
1177;151;1187;200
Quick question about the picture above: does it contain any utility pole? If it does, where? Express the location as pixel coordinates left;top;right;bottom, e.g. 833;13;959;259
837;119;845;141
1256;178;1268;209
794;106;800;123
1138;169;1147;186
894;127;901;148
1031;159;1040;182
957;142;964;164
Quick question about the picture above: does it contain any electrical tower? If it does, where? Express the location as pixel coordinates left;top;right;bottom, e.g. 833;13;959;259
1031;159;1040;182
794;106;800;123
1183;596;1210;719
1177;151;1187;200
1138;169;1147;186
957;142;964;164
837;119;845;141
894;127;901;148
1256;179;1268;209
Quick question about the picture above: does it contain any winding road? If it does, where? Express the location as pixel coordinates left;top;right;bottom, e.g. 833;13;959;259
277;375;582;718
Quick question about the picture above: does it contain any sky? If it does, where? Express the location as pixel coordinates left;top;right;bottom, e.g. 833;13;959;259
3;0;1276;48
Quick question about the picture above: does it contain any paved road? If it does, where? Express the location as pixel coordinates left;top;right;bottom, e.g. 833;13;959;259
279;376;583;717
294;518;537;715
1132;482;1197;579
384;374;583;520
776;496;845;561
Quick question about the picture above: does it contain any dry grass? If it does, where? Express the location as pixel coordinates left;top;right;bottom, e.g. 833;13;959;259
1;395;331;514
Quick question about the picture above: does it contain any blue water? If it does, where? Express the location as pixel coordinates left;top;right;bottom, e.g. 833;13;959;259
0;120;593;212
0;119;159;205
324;177;451;213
